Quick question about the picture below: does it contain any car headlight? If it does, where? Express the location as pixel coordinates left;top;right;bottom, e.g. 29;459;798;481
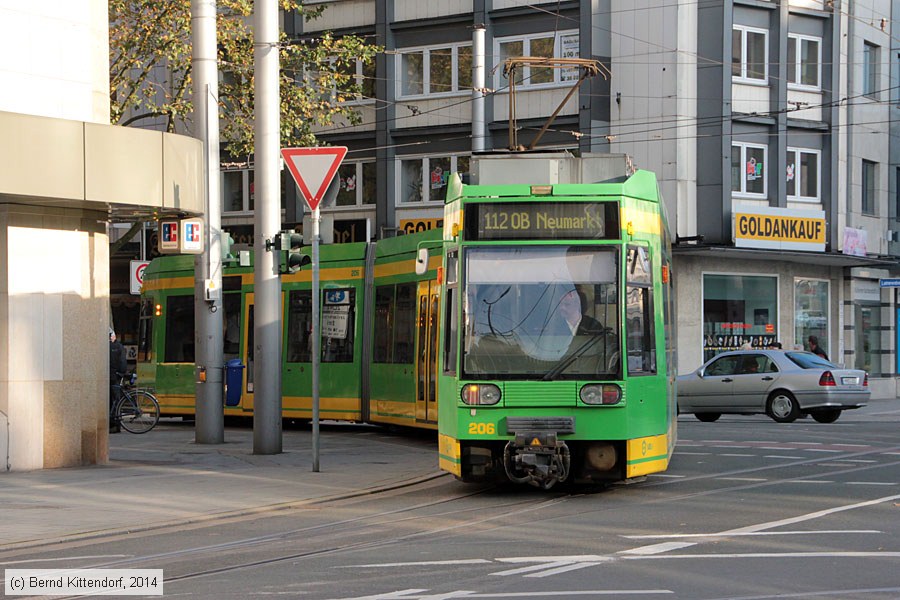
580;383;622;405
461;383;501;406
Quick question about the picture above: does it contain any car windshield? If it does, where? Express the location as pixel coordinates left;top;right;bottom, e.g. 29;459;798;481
462;246;619;379
785;351;836;369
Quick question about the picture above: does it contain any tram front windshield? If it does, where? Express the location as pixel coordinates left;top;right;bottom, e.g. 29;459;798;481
463;246;620;379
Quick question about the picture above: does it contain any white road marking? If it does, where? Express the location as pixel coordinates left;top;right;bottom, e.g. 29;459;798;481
716;445;750;449
625;551;900;561
622;529;880;540
844;459;877;463
675;452;709;456
346;559;491;568
330;592;673;599
763;455;805;459
787;480;834;484
846;482;896;486
648;474;684;478
719;477;767;481
0;555;131;565
619;493;900;556
805;448;841;453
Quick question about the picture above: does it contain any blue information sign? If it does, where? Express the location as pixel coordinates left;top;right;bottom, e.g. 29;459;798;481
879;278;900;288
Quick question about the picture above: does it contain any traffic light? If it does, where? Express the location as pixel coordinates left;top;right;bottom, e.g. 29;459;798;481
284;232;309;274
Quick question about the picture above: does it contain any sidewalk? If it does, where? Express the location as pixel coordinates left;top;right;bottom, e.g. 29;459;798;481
0;422;443;552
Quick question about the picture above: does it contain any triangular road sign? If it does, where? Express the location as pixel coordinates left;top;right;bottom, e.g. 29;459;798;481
281;146;348;212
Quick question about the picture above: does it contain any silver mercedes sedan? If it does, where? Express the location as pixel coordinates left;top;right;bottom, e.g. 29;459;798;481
677;350;869;423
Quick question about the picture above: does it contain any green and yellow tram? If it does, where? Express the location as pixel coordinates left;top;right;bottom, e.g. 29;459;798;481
138;152;675;488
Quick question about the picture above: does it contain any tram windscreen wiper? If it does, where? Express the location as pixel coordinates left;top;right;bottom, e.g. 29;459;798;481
541;328;611;381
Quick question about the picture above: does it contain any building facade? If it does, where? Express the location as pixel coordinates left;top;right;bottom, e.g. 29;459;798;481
211;1;899;394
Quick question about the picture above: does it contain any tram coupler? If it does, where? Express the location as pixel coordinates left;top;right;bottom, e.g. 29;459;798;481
503;431;571;489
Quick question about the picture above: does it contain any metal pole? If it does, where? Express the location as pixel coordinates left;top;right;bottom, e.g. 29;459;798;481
253;0;282;454
192;0;224;444
312;208;321;472
472;25;485;153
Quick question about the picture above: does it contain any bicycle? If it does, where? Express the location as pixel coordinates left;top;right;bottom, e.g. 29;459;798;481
113;373;160;434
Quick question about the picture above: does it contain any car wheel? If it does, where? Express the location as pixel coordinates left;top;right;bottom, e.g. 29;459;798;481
695;413;721;422
811;409;841;423
767;391;800;423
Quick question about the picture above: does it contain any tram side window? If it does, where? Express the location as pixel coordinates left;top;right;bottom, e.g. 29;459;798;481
164;295;195;363
394;283;416;363
223;293;242;361
373;286;394;363
322;288;355;363
286;290;313;363
443;250;459;375
373;283;416;364
138;299;154;363
626;245;656;375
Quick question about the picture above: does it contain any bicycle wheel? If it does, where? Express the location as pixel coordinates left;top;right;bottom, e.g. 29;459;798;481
118;390;160;434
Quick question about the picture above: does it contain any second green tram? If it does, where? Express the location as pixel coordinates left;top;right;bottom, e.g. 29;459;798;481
138;152;676;488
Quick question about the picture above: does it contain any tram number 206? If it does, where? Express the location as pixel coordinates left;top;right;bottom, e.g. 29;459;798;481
468;422;496;435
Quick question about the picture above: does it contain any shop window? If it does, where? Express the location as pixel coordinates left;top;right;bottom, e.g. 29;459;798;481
855;304;880;375
398;155;470;204
495;31;579;88
222;168;288;213
786;148;819;201
397;44;473;98
164;295;195;363
787;35;821;89
794;278;828;352
732;26;768;83
731;143;767;197
703;274;777;361
335;161;376;207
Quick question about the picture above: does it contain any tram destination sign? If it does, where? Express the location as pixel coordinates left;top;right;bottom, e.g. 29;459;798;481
464;201;619;241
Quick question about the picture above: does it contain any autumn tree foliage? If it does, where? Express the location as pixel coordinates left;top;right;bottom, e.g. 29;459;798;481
109;0;379;158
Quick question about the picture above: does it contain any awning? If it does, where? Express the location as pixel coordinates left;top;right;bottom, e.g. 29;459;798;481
673;244;900;269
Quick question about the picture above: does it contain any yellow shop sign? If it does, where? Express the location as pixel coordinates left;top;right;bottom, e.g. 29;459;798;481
733;206;825;251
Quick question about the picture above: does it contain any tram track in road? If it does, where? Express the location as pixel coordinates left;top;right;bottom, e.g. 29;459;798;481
1;476;584;596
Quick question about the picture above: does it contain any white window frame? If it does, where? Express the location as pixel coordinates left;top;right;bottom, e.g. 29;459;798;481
395;43;473;100
396;155;470;205
332;161;376;208
732;25;769;84
786;147;820;203
732;142;768;198
787;34;821;91
493;30;580;90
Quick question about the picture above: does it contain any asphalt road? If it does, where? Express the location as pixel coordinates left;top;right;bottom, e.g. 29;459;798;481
3;404;899;600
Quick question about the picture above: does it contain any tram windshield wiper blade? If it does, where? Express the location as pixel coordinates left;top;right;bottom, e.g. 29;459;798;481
541;328;610;381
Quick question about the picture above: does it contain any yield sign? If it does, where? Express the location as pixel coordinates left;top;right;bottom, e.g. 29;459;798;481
281;146;347;211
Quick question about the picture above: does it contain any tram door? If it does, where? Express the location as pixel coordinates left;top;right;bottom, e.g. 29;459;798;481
242;294;255;412
415;282;440;424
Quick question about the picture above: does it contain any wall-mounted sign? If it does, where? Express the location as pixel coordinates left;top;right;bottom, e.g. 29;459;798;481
733;205;825;251
842;227;868;257
400;217;444;235
158;220;179;252
180;218;204;254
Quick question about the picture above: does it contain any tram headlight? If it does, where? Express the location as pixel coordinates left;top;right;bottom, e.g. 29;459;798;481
461;383;501;406
580;384;622;405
